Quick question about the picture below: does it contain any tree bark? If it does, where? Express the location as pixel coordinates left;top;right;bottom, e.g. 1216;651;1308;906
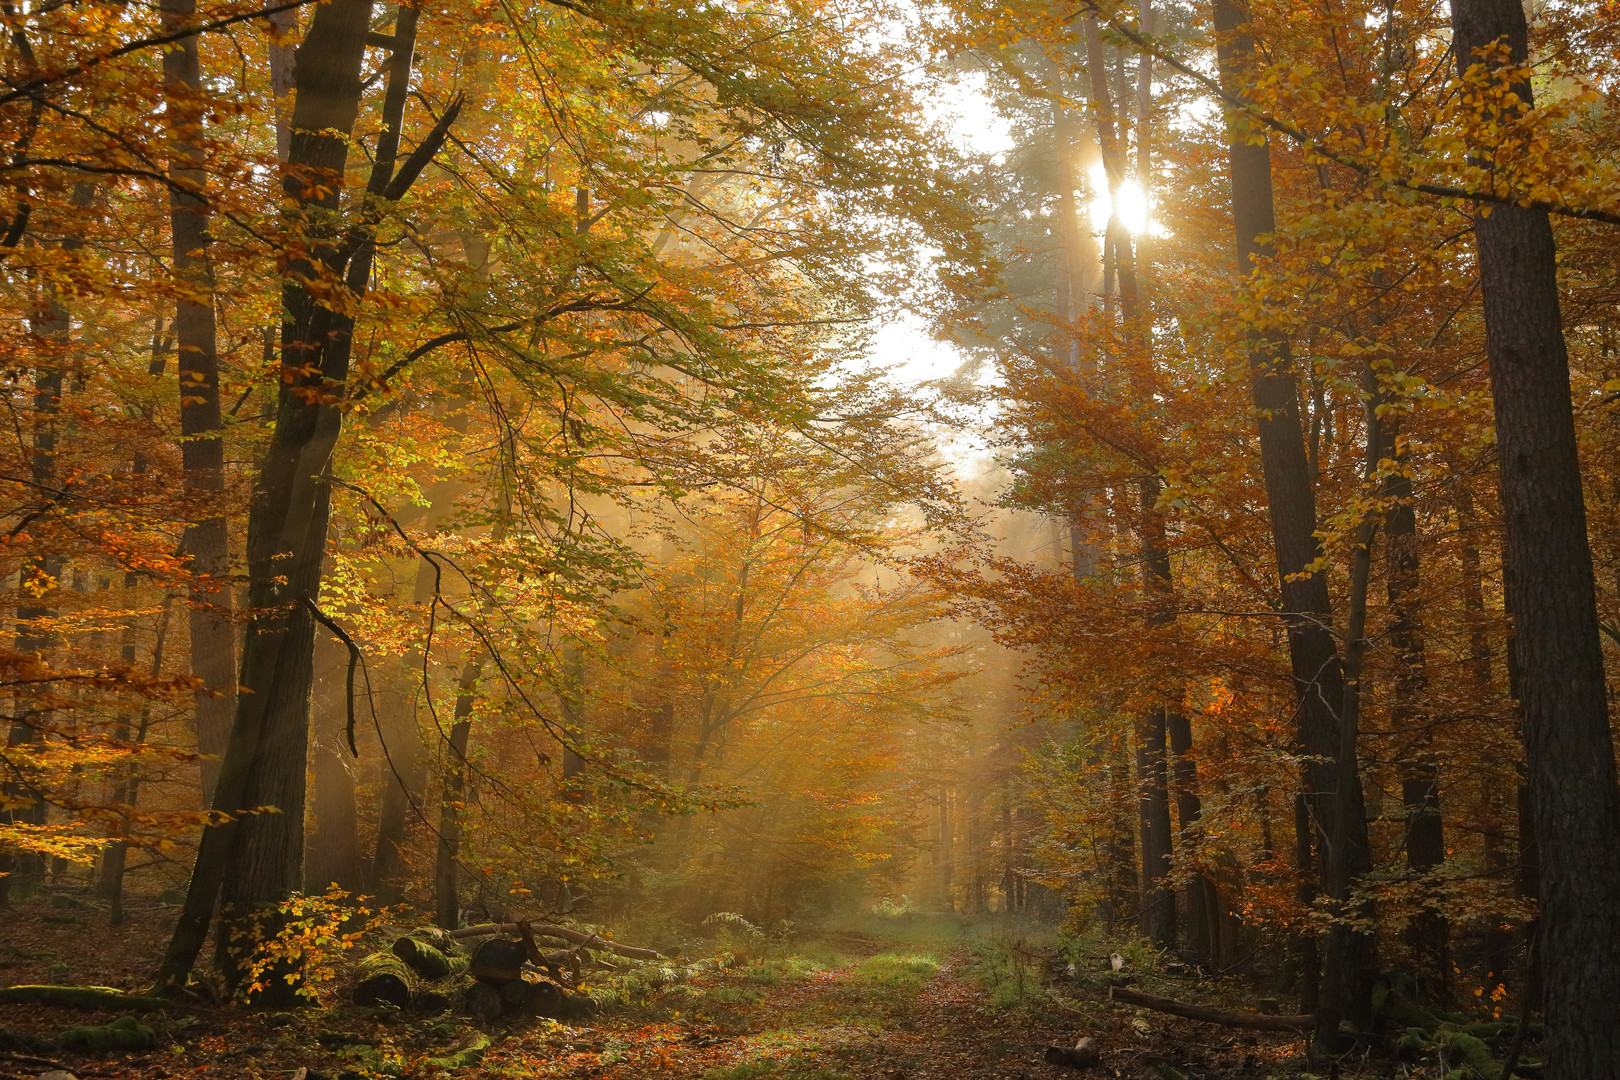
1210;0;1374;1038
156;0;395;992
162;0;235;804
1448;1;1620;1073
1386;423;1445;994
1136;480;1175;947
435;658;483;930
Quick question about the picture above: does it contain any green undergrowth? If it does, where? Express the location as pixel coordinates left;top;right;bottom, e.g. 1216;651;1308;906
960;930;1051;1012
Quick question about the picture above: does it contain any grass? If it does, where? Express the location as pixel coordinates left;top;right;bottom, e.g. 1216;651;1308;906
959;929;1049;1011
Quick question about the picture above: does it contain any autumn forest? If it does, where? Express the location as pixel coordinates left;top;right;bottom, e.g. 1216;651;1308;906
0;0;1615;1077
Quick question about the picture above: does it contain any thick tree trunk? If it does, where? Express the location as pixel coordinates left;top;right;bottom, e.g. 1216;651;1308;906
212;0;378;992
156;0;382;993
1210;0;1373;1039
1448;2;1620;1073
163;0;236;804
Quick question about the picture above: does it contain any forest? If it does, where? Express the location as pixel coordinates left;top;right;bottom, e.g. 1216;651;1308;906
0;0;1615;1077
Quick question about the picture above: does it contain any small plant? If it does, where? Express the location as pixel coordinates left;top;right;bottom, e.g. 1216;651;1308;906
231;885;390;1003
964;931;1047;1012
870;895;915;917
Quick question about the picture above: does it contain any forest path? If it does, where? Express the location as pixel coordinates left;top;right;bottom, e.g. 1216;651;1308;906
487;929;1079;1079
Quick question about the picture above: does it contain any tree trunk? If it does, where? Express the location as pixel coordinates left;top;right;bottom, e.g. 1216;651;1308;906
163;0;236;804
1136;481;1175;947
156;0;383;992
0;203;81;903
1385;423;1445;994
1167;710;1215;962
435;658;483;930
1448;1;1620;1072
1210;0;1374;1038
307;636;362;893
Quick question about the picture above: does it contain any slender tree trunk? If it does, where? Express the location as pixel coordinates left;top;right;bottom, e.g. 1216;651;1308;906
1135;480;1175;947
435;658;483;930
369;557;435;903
0;209;81;903
307;636;362;892
1448;2;1620;1072
1167;710;1214;961
1385;423;1445;995
1318;371;1387;1048
163;0;235;803
1211;0;1374;1039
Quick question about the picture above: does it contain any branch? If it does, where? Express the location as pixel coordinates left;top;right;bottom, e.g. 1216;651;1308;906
1085;2;1620;227
1107;986;1313;1031
0;0;320;109
450;922;663;960
301;596;373;757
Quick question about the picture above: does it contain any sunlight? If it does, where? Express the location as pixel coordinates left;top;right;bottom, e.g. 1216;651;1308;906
1086;161;1152;235
1115;179;1150;235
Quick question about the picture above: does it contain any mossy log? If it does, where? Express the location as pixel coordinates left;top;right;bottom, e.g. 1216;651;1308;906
469;938;526;985
0;986;170;1011
354;973;411;1009
392;936;454;980
55;1016;157;1052
462;982;502;1023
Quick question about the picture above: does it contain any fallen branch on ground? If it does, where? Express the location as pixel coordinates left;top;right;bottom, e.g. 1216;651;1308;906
1107;986;1312;1031
450;922;662;960
0;986;172;1011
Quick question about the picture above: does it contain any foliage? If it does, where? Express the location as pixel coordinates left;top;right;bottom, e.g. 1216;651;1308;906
230;886;392;1004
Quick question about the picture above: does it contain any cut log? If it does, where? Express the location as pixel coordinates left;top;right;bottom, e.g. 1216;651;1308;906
392;936;453;980
469;938;526;985
498;979;529;1012
1107;987;1313;1032
0;986;170;1012
451;922;661;960
1043;1036;1101;1069
353;974;411;1009
462;981;502;1023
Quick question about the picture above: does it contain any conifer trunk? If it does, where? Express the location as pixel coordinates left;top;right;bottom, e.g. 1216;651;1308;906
1448;2;1620;1071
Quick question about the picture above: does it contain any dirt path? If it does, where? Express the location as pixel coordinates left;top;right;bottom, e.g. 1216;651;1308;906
0;907;1300;1079
485;942;1076;1080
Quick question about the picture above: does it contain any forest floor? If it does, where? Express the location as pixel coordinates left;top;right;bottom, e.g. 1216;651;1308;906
0;894;1326;1080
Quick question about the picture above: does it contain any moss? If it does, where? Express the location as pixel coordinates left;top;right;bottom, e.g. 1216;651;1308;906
424;1031;490;1070
1438;1025;1503;1080
393;936;454;980
55;1015;157;1052
0;985;169;1011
